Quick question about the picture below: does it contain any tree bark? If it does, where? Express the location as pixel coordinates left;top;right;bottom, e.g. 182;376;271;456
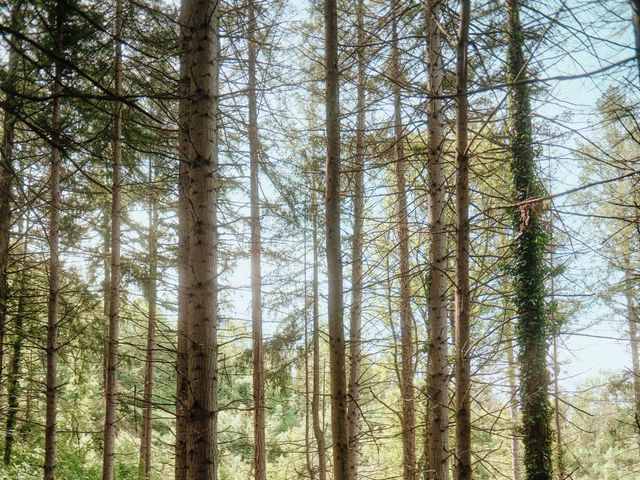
102;0;123;477
506;315;522;480
312;191;327;480
425;1;449;479
0;0;22;394
175;0;191;477
630;0;640;79
506;1;553;479
347;1;366;478
183;0;220;476
324;0;349;479
623;250;640;451
390;3;416;479
248;3;266;479
454;1;471;479
139;164;158;480
44;4;64;478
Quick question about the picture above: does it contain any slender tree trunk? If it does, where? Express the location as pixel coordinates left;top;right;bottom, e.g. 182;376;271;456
44;5;64;479
102;0;123;477
102;202;111;392
3;213;29;465
0;0;22;394
139;168;158;480
304;230;316;480
324;0;349;478
175;0;192;477
631;0;640;79
425;1;449;479
390;4;416;478
551;335;564;479
312;192;327;480
454;1;471;479
506;316;522;480
347;1;366;478
184;0;220;476
623;250;640;451
506;1;553;479
248;4;266;479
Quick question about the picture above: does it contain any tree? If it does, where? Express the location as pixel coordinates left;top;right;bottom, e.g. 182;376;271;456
454;0;471;478
426;1;449;478
323;0;349;477
182;0;220;476
506;0;553;479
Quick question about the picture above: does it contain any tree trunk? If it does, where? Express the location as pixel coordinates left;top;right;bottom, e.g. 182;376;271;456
623;250;640;451
506;315;522;480
248;4;266;479
312;191;327;480
425;1;449;479
175;0;192;477
139;164;158;480
304;231;316;480
324;0;349;479
506;1;553;479
390;4;416;479
348;1;366;478
552;335;565;479
44;4;64;478
454;1;471;479
183;0;220;476
631;0;640;79
0;0;22;394
3;213;29;466
102;0;123;477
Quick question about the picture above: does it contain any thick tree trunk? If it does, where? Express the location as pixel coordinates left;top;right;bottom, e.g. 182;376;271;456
175;0;191;477
425;1;449;479
139;173;158;480
183;0;220;476
623;250;640;451
102;0;123;477
390;4;416;479
248;4;266;479
312;192;327;480
44;5;64;479
324;0;349;479
454;1;471;479
347;1;366;478
0;0;22;394
506;1;553;479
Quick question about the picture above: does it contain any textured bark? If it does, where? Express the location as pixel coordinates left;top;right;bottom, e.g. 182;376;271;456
248;4;266;479
102;0;123;476
506;317;522;480
390;3;416;478
454;1;471;479
0;0;22;392
347;1;366;478
324;0;349;477
425;1;449;479
44;5;64;478
623;250;640;451
3;214;29;466
183;0;220;476
312;193;327;480
139;175;158;480
175;0;191;477
506;1;553;479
